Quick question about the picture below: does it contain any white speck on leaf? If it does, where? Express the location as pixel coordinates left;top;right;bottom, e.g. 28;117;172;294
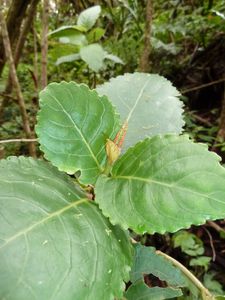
74;213;83;218
105;229;112;236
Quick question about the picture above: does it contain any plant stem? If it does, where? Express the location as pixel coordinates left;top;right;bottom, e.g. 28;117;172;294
207;220;225;235
0;138;38;144
103;160;112;176
41;0;49;89
181;77;225;94
0;0;40;122
156;250;215;300
138;0;152;72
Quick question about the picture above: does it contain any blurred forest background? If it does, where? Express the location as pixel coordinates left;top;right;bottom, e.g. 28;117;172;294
0;0;225;296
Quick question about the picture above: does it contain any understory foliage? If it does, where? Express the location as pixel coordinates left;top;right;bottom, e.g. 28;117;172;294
1;73;225;299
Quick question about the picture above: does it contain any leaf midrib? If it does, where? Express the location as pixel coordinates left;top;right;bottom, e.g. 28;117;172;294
113;175;225;206
0;198;88;250
126;79;150;123
48;91;103;171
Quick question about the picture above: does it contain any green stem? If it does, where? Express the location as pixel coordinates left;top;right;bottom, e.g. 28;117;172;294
103;160;112;176
156;250;214;300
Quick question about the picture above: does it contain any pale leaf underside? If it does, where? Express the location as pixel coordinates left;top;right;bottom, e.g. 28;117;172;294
80;44;105;72
97;73;184;150
77;5;101;31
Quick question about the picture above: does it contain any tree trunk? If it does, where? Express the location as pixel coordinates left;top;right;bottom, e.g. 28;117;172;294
0;0;31;77
41;0;49;89
0;8;36;157
0;0;40;122
138;0;153;72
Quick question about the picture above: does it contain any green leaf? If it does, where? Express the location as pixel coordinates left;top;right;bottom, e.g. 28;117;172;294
173;231;204;256
190;256;211;271
131;244;185;286
77;5;101;31
48;25;86;38
95;134;225;234
87;27;105;43
204;273;225;295
48;43;79;62
0;157;133;300
36;82;120;184
59;33;87;46
96;73;184;150
105;53;124;64
80;43;105;72
125;281;182;300
56;53;80;65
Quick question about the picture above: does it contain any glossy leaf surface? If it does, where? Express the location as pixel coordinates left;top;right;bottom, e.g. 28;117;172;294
96;134;225;234
0;157;133;300
97;73;184;150
36;82;120;184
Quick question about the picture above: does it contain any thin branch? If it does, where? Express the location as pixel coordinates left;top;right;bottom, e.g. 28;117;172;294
188;112;213;126
0;138;38;144
41;0;49;89
33;25;39;95
0;92;17;102
207;220;225;234
204;227;216;261
0;8;36;157
181;78;225;94
0;0;40;121
0;0;31;76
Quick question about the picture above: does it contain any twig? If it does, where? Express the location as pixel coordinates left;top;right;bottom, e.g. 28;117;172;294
203;227;216;261
0;92;17;102
0;9;36;157
0;0;40;121
41;0;49;89
188;111;213;126
181;78;225;94
207;220;225;234
33;25;39;95
0;138;38;144
156;251;214;300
